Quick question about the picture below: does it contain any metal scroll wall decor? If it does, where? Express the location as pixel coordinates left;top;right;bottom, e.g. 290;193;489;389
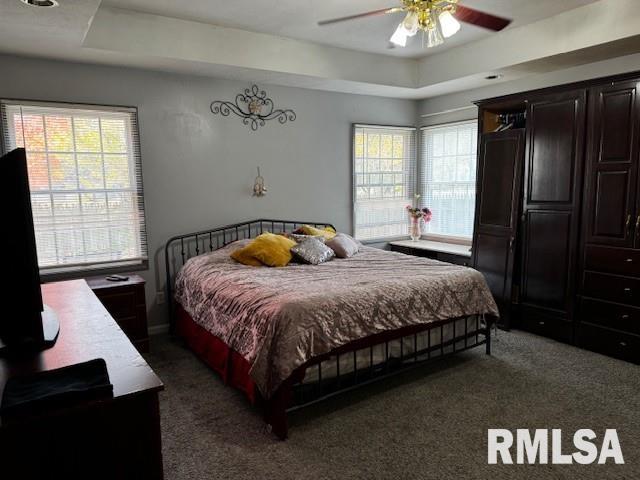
210;85;296;131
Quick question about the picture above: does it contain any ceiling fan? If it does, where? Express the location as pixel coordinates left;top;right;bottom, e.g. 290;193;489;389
318;0;512;49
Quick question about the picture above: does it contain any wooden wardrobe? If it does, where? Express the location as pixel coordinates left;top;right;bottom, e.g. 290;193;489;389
472;72;640;364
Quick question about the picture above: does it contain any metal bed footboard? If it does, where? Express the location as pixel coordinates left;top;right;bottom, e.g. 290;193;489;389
164;219;335;332
288;315;492;411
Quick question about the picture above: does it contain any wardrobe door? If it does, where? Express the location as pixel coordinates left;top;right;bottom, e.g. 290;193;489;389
472;129;525;328
519;90;586;342
584;81;639;247
637;159;640;249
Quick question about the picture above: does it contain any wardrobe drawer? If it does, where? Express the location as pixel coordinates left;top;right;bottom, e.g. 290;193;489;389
584;245;640;277
582;271;640;306
518;307;573;343
576;323;640;364
579;298;640;335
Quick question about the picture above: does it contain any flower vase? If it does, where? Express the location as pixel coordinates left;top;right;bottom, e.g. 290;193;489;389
410;217;422;241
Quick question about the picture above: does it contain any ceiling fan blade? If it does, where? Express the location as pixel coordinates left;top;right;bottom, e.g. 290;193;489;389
318;7;403;26
454;5;511;31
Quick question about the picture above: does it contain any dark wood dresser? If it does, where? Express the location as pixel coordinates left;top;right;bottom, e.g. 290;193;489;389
86;274;149;352
0;280;164;479
389;239;472;266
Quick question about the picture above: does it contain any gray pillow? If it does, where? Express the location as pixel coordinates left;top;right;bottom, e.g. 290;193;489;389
291;237;335;265
325;233;360;258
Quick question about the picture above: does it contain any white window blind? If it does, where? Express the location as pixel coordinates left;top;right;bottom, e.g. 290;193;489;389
420;120;478;240
353;124;417;241
0;100;147;274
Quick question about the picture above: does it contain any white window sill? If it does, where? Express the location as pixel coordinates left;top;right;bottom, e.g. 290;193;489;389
40;259;148;282
389;239;472;258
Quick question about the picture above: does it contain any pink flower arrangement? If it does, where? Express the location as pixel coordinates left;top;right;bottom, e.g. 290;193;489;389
406;206;433;221
406;194;433;222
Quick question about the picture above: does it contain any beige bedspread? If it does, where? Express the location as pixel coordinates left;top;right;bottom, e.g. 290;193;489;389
174;241;498;398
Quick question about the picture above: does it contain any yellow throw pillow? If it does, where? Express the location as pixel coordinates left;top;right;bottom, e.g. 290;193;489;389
230;233;296;267
299;225;337;240
230;246;263;266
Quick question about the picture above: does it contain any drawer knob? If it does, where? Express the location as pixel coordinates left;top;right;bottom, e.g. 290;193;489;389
539;321;545;326
620;342;627;347
621;314;630;320
624;287;632;293
625;258;633;263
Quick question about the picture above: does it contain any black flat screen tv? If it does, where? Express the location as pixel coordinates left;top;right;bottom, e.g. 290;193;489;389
0;148;59;354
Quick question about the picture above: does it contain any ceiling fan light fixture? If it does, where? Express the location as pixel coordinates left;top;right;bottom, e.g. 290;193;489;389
402;10;420;36
438;10;461;38
425;25;444;48
390;23;408;47
317;2;511;51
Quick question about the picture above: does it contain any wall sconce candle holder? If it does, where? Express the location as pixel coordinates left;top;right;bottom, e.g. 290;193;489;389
211;85;296;131
253;167;267;197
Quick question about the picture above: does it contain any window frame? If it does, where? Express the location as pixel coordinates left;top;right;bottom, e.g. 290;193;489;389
0;98;148;279
419;119;478;245
351;122;418;243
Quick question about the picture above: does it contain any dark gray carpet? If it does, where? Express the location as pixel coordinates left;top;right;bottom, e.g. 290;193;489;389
145;330;640;480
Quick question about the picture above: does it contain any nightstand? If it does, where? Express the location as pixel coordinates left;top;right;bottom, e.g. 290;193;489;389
389;240;472;266
85;274;149;352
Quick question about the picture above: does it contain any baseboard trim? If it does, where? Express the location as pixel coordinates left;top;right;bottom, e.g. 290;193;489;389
148;323;170;336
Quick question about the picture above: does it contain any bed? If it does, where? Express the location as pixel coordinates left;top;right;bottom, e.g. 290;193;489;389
165;219;498;439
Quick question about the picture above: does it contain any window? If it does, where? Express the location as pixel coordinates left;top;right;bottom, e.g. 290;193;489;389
353;124;416;241
1;100;147;274
419;120;478;240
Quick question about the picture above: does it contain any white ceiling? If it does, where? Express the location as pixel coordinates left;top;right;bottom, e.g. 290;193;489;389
0;0;638;99
0;0;101;58
102;0;598;58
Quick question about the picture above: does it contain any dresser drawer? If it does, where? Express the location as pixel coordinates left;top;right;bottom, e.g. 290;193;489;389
389;244;470;265
582;271;640;306
436;252;470;266
584;245;640;277
86;274;149;353
117;314;148;340
576;323;640;364
389;244;436;259
579;297;640;335
95;289;138;320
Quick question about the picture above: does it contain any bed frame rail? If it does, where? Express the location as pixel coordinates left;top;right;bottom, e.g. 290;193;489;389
164;219;335;332
288;315;491;412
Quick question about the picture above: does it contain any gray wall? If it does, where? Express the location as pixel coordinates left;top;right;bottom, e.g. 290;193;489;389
0;54;417;328
417;52;640;127
2;51;639;329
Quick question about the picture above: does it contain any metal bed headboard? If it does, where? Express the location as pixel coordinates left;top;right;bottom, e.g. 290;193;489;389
164;219;335;332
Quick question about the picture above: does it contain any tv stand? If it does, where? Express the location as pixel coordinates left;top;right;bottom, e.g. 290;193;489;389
0;305;60;356
41;304;60;347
